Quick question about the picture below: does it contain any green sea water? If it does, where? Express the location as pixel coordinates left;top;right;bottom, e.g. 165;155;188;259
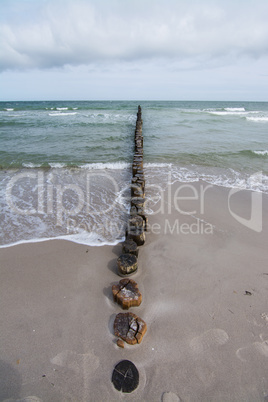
1;100;267;246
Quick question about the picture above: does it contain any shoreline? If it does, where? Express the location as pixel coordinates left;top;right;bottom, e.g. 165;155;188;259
1;177;268;249
1;181;268;400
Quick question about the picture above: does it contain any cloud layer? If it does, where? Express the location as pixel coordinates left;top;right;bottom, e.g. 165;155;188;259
1;0;268;72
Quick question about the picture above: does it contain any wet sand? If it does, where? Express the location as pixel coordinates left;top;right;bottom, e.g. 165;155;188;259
1;182;268;401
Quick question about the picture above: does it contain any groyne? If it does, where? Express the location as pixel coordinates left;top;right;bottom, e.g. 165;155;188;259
111;106;147;393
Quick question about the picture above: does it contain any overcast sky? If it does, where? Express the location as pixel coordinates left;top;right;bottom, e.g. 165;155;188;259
1;0;268;101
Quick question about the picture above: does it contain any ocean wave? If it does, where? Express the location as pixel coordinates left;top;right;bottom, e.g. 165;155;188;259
21;162;77;169
246;116;268;122
56;107;68;111
207;111;247;116
82;112;136;123
4;161;131;170
48;162;67;168
22;162;43;168
144;162;172;168
80;162;130;170
49;112;78;116
144;164;268;194
224;107;245;112
252;150;268;156
5;108;14;111
238;150;268;158
0;232;123;249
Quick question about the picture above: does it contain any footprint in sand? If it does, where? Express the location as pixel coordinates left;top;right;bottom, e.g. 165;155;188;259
189;328;229;354
162;391;181;402
236;337;268;362
51;349;100;375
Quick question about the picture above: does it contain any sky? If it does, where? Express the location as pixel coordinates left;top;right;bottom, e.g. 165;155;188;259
0;0;268;101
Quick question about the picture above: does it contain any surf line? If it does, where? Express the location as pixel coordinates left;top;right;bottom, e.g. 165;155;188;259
111;106;148;393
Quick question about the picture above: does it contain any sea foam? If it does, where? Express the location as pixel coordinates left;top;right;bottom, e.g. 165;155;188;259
253;150;268;156
246;116;268;122
224;107;245;112
49;112;77;116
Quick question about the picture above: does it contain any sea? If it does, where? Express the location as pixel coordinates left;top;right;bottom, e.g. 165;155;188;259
0;100;268;247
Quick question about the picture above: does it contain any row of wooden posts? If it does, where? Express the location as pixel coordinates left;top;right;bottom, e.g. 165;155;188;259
111;106;147;393
117;105;147;275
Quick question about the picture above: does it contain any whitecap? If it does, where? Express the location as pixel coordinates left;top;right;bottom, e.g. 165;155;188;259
144;164;268;194
48;163;66;168
80;162;130;170
0;232;123;249
224;107;245;112
253;150;268;156
246;116;268;122
49;112;77;116
22;162;42;168
5;108;14;111
208;111;245;116
56;107;68;111
144;162;172;168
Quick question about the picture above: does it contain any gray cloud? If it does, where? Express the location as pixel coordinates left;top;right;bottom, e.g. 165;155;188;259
1;0;268;72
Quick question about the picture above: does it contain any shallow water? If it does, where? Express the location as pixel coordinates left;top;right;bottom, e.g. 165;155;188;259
0;100;267;246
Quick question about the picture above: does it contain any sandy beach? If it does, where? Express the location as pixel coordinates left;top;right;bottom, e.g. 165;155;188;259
1;181;268;401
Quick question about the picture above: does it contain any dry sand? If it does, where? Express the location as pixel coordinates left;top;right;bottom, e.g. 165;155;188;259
1;182;268;401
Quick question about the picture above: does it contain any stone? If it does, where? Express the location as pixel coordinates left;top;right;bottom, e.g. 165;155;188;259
117;253;138;276
117;339;125;348
112;360;139;393
122;239;139;257
112;279;142;309
114;312;147;345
